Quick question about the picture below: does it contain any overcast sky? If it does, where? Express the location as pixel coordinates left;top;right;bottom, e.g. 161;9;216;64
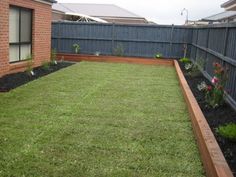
57;0;226;25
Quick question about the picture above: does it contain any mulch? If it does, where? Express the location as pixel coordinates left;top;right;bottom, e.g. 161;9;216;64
0;62;74;92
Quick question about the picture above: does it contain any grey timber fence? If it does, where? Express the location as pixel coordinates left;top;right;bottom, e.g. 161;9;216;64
51;22;192;58
51;21;236;109
189;23;236;109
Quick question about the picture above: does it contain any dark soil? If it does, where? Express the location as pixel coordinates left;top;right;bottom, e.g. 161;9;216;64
0;62;74;92
179;61;236;176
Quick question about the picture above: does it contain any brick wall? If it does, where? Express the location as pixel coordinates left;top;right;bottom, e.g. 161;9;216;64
0;0;52;77
0;0;9;76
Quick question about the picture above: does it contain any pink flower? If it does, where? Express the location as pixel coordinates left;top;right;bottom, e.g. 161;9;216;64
211;76;219;84
207;85;212;91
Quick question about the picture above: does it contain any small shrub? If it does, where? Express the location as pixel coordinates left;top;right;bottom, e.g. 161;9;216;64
113;43;124;56
25;55;34;76
197;62;228;108
196;58;206;71
217;124;236;141
73;43;80;54
184;63;193;71
155;53;163;59
180;57;191;64
197;81;207;91
51;49;57;65
95;51;101;56
42;61;50;71
183;62;200;77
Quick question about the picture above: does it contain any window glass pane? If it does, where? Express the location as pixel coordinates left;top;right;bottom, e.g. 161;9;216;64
21;10;32;42
9;45;19;62
20;44;31;60
9;7;19;43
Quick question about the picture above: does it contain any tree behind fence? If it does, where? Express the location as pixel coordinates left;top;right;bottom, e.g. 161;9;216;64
51;22;236;109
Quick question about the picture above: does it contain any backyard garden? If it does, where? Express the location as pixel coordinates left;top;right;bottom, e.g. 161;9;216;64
1;21;236;177
0;61;205;176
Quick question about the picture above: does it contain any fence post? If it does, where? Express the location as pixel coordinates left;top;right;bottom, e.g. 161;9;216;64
111;23;115;55
194;28;199;61
169;24;174;58
223;26;229;56
203;28;210;71
57;22;61;53
222;26;229;67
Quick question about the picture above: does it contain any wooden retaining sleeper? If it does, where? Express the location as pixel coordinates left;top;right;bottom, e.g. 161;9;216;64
174;60;233;177
56;54;233;177
56;53;174;66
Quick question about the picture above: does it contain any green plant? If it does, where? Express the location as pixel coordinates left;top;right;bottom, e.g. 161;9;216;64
204;63;227;108
113;43;124;56
217;124;236;141
185;58;205;77
94;51;101;56
180;57;191;64
189;63;201;77
196;58;206;71
51;49;57;65
42;61;50;71
25;55;34;76
155;53;163;59
73;43;80;54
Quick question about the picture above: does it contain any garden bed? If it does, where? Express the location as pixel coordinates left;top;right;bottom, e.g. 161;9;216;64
177;61;236;176
0;62;74;92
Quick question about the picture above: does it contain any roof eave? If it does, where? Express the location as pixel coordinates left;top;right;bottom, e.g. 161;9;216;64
221;0;236;8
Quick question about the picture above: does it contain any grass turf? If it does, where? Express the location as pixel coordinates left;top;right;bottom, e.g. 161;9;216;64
0;62;205;177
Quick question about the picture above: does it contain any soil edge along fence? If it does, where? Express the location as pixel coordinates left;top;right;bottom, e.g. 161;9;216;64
51;22;236;110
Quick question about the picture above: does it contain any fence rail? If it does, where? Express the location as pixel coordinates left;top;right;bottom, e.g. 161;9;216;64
51;22;236;109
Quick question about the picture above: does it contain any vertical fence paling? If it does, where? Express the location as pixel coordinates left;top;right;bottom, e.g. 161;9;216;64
51;22;236;110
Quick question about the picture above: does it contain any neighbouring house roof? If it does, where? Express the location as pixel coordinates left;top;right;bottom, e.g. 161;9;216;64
221;0;236;8
202;11;236;21
41;0;57;3
52;3;142;18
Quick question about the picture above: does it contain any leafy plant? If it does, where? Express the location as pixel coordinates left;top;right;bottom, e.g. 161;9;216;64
155;53;163;59
180;57;191;64
25;55;34;76
217;124;236;141
189;64;202;77
198;62;228;108
185;58;205;77
51;49;57;65
73;43;80;54
197;81;207;91
184;63;193;71
113;43;124;57
42;61;50;71
94;51;101;56
196;58;206;71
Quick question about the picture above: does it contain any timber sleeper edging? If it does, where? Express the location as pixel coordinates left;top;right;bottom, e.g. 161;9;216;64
56;53;174;66
174;60;233;177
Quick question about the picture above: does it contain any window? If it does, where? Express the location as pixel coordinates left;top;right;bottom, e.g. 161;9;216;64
9;6;32;63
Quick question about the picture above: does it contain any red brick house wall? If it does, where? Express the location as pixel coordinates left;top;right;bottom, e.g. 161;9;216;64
0;0;53;77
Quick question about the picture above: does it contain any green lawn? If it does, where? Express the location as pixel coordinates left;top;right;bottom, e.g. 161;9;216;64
0;62;204;177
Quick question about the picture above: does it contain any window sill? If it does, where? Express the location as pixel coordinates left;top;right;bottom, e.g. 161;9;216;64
9;61;34;71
